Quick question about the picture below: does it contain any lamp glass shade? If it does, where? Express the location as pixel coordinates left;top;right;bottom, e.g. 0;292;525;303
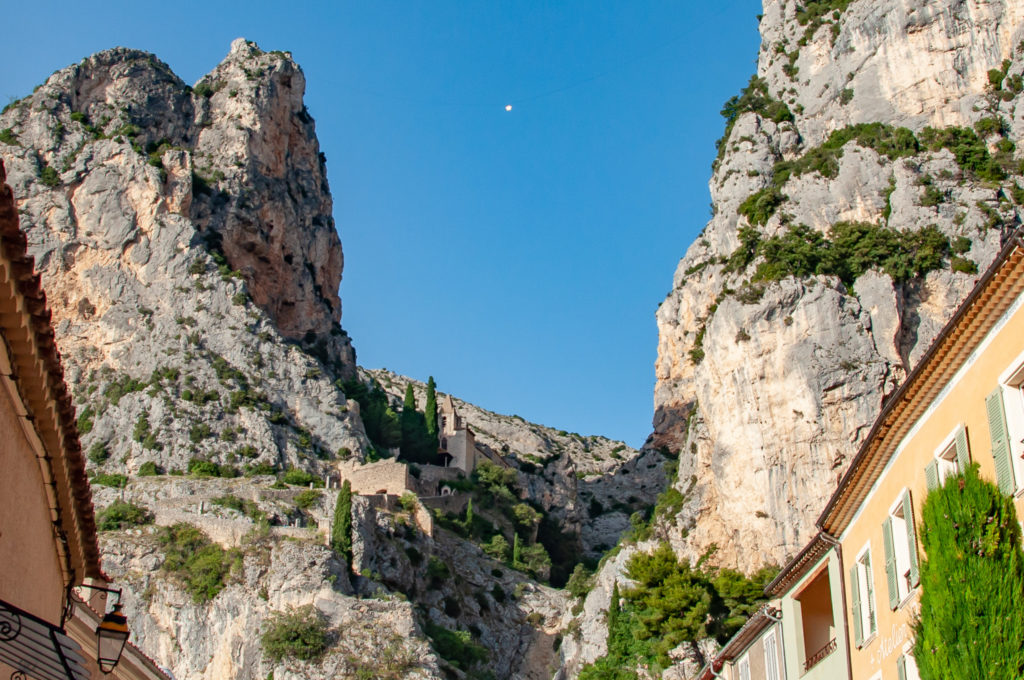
96;605;129;673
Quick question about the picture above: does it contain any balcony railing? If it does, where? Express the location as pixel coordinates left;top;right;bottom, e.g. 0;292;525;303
804;638;837;671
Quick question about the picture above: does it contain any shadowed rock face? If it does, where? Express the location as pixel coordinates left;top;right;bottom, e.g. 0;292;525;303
191;39;346;351
651;0;1024;571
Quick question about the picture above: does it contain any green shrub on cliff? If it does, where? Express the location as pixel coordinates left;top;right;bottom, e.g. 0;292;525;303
261;605;329;662
750;222;951;285
96;501;153;531
159;523;238;603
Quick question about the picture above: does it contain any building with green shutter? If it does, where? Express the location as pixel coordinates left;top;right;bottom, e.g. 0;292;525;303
756;232;1024;680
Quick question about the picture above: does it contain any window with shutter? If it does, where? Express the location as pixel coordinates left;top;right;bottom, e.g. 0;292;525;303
882;516;899;609
900;647;923;680
849;564;863;647
737;655;750;680
987;387;1017;494
851;546;877;645
884;492;916;607
925;459;939;491
954;425;970;471
932;425;966;488
763;630;780;680
902;491;920;587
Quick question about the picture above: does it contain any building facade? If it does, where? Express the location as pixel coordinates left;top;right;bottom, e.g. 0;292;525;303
766;535;849;680
438;394;478;473
817;233;1024;680
698;603;787;680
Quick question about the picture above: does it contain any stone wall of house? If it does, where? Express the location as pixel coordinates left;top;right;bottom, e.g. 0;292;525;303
337;459;411;496
414;465;465;497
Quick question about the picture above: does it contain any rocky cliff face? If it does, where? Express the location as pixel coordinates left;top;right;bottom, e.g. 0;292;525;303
0;40;662;678
366;369;668;562
653;0;1024;570
0;40;363;480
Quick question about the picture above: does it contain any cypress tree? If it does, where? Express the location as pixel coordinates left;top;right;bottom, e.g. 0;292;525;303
606;581;622;649
913;464;1024;679
400;383;434;463
400;384;419;460
425;376;438;438
465;498;474;530
513;532;521;566
332;480;353;565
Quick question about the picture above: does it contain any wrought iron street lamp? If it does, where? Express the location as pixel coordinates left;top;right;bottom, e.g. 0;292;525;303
69;583;130;674
96;603;129;673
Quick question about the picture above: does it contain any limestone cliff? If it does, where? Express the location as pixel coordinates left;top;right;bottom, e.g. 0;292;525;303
0;39;596;680
0;40;662;678
653;0;1024;570
0;39;363;481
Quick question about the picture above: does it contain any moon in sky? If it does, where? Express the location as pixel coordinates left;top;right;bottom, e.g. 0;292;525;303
505;104;512;111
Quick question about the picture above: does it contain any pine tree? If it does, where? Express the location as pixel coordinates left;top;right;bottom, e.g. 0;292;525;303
425;376;438;438
913;464;1024;679
331;480;353;565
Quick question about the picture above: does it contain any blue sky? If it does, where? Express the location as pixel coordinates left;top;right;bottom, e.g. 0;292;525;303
1;1;761;448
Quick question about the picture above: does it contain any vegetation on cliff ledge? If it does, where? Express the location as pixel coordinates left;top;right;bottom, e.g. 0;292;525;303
743;222;961;286
261;604;329;662
578;543;778;678
738;121;1012;227
716;75;793;163
159;523;240;603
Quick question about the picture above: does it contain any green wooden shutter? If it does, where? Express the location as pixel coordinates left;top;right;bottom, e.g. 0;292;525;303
903;490;920;587
897;654;907;680
925;459;939;491
849;564;863;646
954;425;971;472
883;516;899;609
986;388;1016;495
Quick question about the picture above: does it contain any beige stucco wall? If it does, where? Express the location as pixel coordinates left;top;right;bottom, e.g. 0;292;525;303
839;290;1024;679
0;372;66;624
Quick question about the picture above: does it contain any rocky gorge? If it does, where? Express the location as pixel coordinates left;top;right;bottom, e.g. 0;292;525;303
0;38;656;679
5;1;1024;678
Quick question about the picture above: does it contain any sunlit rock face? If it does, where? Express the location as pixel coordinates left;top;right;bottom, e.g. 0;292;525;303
651;0;1023;572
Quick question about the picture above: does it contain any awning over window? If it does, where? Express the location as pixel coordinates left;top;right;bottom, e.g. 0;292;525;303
0;599;89;680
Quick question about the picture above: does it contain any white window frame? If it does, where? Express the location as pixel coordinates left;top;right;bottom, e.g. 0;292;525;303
933;427;961;484
854;543;877;640
888;493;915;603
737;654;751;680
900;642;922;680
998;351;1024;494
762;628;781;680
